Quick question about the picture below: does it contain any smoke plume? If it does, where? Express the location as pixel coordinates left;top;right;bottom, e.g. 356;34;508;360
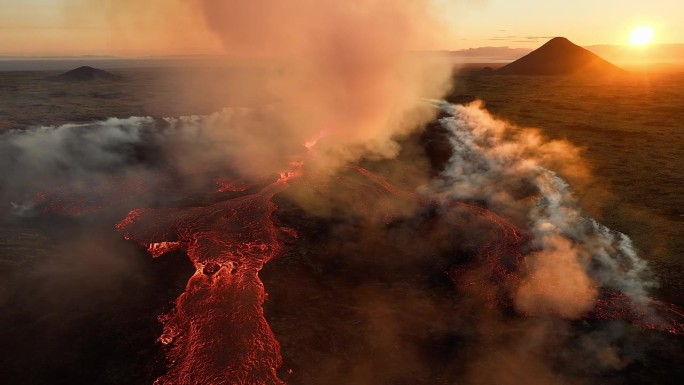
69;0;455;179
0;118;156;208
433;101;656;315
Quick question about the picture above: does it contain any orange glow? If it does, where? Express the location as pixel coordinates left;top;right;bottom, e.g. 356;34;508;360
629;26;654;46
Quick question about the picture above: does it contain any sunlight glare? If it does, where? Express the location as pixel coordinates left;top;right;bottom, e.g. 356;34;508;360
629;26;654;45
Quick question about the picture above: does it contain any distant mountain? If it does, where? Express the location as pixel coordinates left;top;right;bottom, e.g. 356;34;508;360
497;37;624;75
447;46;533;61
45;66;121;81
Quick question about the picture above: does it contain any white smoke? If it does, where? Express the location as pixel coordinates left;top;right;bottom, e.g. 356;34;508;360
0;107;320;215
0;117;154;207
1;117;151;172
432;100;656;318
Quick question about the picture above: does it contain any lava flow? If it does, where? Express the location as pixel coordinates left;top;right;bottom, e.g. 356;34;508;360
115;139;317;385
118;181;287;385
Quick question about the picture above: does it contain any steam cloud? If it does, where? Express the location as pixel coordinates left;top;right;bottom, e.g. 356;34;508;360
195;0;452;170
0;117;155;208
433;101;655;316
427;101;662;384
72;0;455;179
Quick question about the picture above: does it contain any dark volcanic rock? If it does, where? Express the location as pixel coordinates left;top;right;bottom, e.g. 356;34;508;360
46;66;121;82
497;37;624;75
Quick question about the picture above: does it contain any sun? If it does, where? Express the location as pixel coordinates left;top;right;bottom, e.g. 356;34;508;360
629;26;654;45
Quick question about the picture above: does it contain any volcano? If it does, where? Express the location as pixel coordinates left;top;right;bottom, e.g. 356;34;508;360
497;37;624;75
46;66;121;82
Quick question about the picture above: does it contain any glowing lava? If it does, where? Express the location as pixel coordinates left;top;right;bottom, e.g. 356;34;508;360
118;182;287;385
115;137;320;385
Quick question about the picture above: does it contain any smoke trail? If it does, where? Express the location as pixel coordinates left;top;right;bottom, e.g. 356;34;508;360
0;117;155;208
0;113;243;217
432;100;656;317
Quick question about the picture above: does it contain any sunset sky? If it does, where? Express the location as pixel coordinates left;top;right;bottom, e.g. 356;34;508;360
1;0;682;56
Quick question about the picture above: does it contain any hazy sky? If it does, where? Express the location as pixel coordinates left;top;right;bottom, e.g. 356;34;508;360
0;0;682;56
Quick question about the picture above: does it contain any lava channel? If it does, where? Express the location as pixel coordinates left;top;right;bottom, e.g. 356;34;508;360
117;181;289;385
